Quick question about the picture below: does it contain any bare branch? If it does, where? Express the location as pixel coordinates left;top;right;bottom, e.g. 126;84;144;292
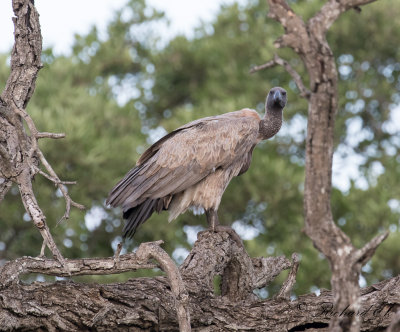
354;231;389;266
276;253;300;300
250;54;311;98
249;59;277;73
310;0;380;34
136;241;191;332
33;166;77;185
36;149;85;225
0;252;158;288
17;168;65;264
36;132;66;139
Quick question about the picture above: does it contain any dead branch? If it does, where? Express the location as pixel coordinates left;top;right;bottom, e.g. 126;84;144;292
0;251;158;288
276;253;300;300
136;241;191;332
310;0;381;34
0;0;85;262
250;54;311;98
266;0;386;330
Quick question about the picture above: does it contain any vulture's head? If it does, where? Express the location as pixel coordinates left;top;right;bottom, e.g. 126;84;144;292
266;87;287;111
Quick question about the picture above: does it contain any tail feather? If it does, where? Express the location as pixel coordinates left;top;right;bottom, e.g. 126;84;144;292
122;198;166;238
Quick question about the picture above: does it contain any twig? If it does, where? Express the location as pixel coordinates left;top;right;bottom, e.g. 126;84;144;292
36;132;66;139
136;241;191;332
276;253;300;300
36;149;85;225
33;166;77;185
250;54;311;99
10;103;84;224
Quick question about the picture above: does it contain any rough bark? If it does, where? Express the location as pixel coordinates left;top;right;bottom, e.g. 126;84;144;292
0;0;84;263
0;232;399;331
253;0;389;330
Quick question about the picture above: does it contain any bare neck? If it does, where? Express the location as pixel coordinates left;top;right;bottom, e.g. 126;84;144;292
259;107;283;140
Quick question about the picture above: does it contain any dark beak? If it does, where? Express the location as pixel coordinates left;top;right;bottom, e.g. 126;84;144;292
273;90;283;104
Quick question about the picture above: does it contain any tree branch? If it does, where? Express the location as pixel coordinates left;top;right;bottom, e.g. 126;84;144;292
0;251;158;288
250;54;311;98
276;253;300;300
17;168;65;264
0;270;398;330
310;0;381;34
267;0;311;53
354;231;389;266
136;241;191;332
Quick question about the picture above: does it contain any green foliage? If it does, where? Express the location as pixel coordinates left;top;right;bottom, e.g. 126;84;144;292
1;0;399;296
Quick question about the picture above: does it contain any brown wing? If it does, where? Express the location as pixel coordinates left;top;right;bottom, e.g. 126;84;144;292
106;109;261;234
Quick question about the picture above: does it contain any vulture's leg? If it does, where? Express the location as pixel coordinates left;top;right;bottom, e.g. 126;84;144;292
205;208;244;248
205;208;219;231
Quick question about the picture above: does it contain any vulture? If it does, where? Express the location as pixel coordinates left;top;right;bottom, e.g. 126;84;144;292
107;87;287;239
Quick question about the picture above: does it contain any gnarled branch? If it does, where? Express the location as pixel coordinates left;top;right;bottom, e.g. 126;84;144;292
265;0;387;330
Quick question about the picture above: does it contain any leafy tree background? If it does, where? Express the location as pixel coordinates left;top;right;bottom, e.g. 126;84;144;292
0;0;399;295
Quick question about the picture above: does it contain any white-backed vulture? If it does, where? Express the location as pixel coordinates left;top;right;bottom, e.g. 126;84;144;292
107;87;287;238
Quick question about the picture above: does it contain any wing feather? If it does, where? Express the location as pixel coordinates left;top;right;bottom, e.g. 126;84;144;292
107;109;260;215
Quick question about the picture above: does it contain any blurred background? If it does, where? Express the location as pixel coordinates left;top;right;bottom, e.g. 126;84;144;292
0;0;399;297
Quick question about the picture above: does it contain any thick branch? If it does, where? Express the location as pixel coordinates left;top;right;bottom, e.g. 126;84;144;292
310;0;380;34
0;272;398;331
267;0;311;53
136;241;191;332
0;252;157;288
